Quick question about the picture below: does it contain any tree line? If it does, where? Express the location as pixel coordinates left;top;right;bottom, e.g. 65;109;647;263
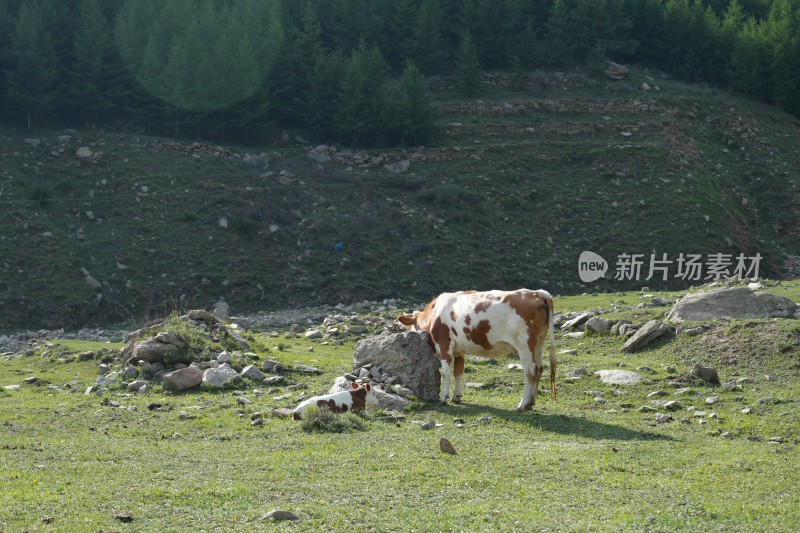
0;0;798;144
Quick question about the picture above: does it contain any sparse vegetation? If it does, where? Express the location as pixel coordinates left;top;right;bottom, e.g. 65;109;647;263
1;286;798;531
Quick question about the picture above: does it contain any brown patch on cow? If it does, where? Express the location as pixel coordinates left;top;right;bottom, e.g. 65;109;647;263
450;310;457;321
431;316;453;364
474;300;492;313
454;356;465;377
464;315;471;326
503;291;549;359
468;320;493;350
349;387;367;410
317;399;348;413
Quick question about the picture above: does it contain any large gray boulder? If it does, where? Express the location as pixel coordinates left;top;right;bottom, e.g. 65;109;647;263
353;331;440;402
666;287;797;321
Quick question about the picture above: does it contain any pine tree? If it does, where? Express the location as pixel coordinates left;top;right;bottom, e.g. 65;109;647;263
456;30;482;97
409;0;447;73
4;0;59;129
338;41;389;144
114;0;282;114
308;50;347;138
395;61;437;144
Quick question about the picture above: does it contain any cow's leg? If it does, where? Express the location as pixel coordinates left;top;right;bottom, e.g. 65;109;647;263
440;357;452;404
452;355;465;403
517;347;538;412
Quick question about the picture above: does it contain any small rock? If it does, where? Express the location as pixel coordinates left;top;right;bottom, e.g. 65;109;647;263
664;400;682;411
706;396;719;405
293;365;322;374
654;413;673;423
271;408;294;418
594;369;643;385
240;365;265;381
768;436;784;444
692;362;720;385
113;511;134;523
421;421;435;430
741;407;752;414
440;437;456;454
721;431;733;440
566;368;587;378
262;509;299;521
647;391;668;398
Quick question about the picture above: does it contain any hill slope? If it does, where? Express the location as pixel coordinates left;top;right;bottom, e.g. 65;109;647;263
1;66;799;330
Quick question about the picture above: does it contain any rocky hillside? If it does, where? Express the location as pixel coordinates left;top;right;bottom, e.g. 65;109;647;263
1;66;799;331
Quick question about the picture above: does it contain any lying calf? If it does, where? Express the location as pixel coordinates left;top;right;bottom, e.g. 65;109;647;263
292;382;379;420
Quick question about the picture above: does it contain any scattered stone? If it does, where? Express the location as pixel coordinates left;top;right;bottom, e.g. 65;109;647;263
666;287;797;321
585;317;615;333
769;436;784;444
594;369;643;385
603;61;629;80
217;351;234;364
439;437;456;454
741;407;752;414
304;330;323;339
692;362;721;385
621;320;668;352
162;367;203;392
721;431;733;440
76;146;93;158
566;368;587;378
560;349;578;356
271;408;294;418
664;400;682;411
647;390;668;398
113;511;134;523
202;364;241;387
293;365;321;374
261;510;299;521
706;396;719;405
654;413;673;423
261;359;282;373
639;406;656;412
561;313;591;330
240;365;265;381
421;421;435;430
147;402;162;410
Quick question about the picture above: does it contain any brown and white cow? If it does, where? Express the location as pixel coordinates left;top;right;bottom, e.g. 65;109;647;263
398;289;556;412
292;382;379;420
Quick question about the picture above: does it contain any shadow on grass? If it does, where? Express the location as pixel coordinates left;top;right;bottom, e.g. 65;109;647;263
425;403;676;442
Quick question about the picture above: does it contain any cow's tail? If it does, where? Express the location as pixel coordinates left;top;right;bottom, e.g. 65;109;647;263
538;289;557;401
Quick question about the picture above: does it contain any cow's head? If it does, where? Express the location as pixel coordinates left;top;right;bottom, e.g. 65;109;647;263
353;382;379;409
398;300;436;333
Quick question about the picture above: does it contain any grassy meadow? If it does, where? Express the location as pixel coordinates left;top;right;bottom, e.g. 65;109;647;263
1;283;798;532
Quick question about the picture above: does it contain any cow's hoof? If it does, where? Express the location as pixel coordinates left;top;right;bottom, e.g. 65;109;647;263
439;398;449;405
516;403;534;413
452;395;462;404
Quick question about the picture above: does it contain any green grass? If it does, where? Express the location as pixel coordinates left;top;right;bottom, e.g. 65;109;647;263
2;287;798;531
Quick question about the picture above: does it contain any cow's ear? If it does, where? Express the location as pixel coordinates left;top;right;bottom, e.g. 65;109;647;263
364;383;371;391
351;381;359;389
398;314;416;327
